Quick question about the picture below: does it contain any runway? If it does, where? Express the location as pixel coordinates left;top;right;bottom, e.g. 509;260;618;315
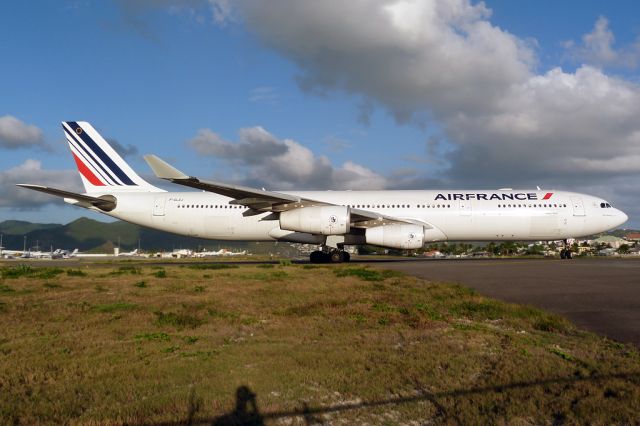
375;258;640;347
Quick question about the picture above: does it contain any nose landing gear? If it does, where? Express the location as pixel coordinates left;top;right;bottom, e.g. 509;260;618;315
559;239;573;259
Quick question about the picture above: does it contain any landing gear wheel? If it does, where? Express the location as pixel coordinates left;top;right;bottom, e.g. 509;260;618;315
310;251;324;264
341;251;351;262
560;249;566;259
330;251;342;263
565;250;573;259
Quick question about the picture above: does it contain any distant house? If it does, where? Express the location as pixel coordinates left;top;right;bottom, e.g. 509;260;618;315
592;235;627;249
597;247;618;256
423;250;445;258
625;232;640;242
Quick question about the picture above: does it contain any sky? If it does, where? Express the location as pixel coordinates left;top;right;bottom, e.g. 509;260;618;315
1;0;639;228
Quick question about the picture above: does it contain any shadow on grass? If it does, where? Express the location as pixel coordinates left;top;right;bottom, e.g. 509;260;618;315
136;372;640;425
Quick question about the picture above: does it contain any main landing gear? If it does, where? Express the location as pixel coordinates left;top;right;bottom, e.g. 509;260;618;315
559;239;573;260
309;247;351;263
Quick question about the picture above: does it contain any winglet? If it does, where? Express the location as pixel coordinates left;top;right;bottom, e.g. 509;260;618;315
144;155;190;180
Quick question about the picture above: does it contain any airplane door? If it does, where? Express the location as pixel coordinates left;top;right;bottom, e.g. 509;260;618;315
153;197;166;216
571;196;585;216
459;200;472;216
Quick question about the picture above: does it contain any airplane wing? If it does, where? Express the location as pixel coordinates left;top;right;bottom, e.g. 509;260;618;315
15;184;117;211
144;155;428;229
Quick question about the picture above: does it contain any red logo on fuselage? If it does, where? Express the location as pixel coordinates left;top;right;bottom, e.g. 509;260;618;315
542;193;553;200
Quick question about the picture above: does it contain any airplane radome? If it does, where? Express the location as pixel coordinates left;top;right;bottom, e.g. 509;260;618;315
18;121;629;263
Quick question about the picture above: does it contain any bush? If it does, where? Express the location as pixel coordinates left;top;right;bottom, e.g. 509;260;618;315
335;267;383;281
334;267;402;282
188;264;238;270
135;332;170;342
37;268;65;279
1;265;33;279
449;300;507;320
92;302;137;313
43;282;62;289
155;311;204;329
118;266;142;275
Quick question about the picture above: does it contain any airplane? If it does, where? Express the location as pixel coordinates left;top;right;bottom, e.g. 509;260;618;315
118;248;139;257
74;252;110;259
209;248;248;257
50;248;78;259
17;121;629;263
0;248;20;259
221;249;248;257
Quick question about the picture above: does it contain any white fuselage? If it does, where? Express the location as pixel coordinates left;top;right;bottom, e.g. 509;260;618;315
73;189;628;245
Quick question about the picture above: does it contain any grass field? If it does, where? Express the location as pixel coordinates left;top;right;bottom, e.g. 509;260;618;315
1;262;639;425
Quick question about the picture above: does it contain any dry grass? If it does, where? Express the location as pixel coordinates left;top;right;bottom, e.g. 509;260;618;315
0;262;639;425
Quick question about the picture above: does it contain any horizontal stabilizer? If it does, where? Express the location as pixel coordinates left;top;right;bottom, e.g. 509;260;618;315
16;184;117;211
143;155;190;180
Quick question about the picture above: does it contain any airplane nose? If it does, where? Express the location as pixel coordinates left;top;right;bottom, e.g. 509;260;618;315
618;210;629;226
616;210;629;226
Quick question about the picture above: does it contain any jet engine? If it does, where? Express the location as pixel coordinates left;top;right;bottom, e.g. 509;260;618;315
280;206;350;235
365;224;425;249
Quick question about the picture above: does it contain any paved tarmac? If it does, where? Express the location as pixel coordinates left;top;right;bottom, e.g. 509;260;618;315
375;258;640;347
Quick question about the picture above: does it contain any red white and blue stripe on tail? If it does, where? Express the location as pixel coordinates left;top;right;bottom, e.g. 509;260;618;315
63;121;160;193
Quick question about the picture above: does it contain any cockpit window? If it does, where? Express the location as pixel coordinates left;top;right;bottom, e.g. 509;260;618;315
600;202;613;208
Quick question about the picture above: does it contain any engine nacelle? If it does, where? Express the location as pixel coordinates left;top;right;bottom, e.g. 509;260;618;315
366;224;425;249
280;206;350;235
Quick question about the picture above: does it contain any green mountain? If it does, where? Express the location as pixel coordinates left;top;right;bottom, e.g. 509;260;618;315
0;220;59;236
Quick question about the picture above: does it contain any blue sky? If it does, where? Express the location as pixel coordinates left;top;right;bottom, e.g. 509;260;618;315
1;0;640;227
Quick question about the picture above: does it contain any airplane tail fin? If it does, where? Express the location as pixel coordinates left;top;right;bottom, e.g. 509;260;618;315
62;121;162;194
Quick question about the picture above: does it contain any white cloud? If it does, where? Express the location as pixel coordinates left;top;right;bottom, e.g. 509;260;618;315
446;66;640;184
0;116;45;149
233;0;535;123
0;160;81;209
565;17;640;69
207;0;234;24
189;127;288;163
188;126;387;190
249;86;278;104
